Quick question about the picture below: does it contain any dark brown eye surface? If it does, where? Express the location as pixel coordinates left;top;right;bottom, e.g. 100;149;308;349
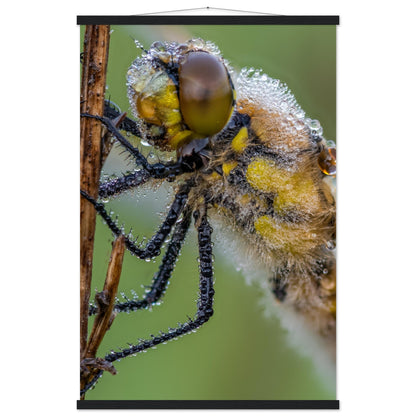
178;51;234;137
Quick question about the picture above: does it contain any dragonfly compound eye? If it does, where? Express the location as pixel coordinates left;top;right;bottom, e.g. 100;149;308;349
127;48;235;151
178;51;234;137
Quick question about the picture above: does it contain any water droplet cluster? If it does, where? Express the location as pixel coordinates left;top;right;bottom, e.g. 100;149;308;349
236;67;308;138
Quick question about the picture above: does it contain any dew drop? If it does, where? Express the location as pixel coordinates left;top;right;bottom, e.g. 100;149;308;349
140;139;151;147
134;39;145;50
326;240;336;250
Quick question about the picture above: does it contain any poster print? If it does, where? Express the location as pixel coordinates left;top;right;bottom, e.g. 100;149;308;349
79;16;338;408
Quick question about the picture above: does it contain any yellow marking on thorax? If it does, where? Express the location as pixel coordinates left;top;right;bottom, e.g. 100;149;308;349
222;160;238;176
168;129;193;149
231;127;249;153
246;158;283;193
209;171;221;180
254;215;319;255
246;158;321;214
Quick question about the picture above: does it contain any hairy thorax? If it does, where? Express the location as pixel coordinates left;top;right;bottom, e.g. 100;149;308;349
187;96;336;352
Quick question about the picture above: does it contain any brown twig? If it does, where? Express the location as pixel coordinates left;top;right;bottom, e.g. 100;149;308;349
80;24;110;356
80;235;125;397
80;25;116;398
84;235;125;359
79;25;132;399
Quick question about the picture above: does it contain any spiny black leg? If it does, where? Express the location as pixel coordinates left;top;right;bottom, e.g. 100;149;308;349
89;207;192;315
80;371;102;396
81;205;214;395
81;113;199;180
104;100;142;138
104;206;214;362
98;170;151;199
81;183;190;260
81;113;150;170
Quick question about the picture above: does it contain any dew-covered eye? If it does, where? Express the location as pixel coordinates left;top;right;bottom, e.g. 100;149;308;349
178;51;234;137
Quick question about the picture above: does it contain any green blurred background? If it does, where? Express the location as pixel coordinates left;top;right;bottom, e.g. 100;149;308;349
81;24;336;400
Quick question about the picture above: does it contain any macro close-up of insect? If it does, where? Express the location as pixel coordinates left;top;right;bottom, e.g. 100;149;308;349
80;21;337;404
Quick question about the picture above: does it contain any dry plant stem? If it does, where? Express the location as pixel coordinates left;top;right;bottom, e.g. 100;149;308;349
80;25;110;356
80;236;125;397
85;235;125;359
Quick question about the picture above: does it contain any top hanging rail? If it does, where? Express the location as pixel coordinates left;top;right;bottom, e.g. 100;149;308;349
77;15;340;26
